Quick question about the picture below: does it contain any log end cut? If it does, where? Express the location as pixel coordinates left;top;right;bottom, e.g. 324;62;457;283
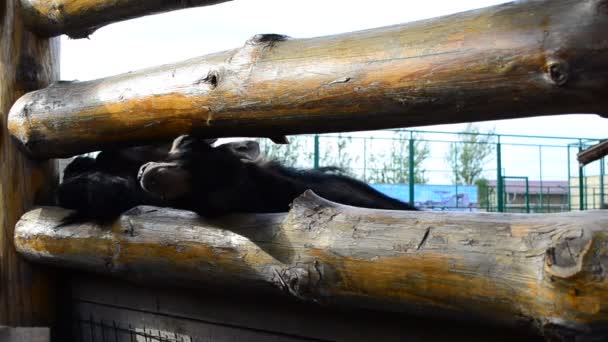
7;91;51;157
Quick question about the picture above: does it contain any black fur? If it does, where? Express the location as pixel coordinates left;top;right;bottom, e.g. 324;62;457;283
57;144;171;225
138;136;416;218
57;140;263;225
59;136;416;225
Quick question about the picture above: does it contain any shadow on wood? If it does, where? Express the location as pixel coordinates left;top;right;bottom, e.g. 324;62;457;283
65;272;544;341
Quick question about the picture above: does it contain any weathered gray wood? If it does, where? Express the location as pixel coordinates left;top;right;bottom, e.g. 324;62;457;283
13;191;608;340
0;327;50;342
20;0;232;39
8;0;608;158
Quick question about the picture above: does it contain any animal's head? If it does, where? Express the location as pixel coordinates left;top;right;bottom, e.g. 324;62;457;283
137;135;260;200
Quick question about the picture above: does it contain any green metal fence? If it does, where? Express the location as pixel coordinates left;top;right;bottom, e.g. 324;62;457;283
258;129;605;213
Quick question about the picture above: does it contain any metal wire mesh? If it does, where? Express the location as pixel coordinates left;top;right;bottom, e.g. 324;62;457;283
75;315;193;342
256;129;606;212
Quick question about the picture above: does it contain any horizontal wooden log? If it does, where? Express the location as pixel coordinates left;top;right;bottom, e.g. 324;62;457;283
13;191;608;340
8;0;608;159
578;140;608;166
20;0;231;39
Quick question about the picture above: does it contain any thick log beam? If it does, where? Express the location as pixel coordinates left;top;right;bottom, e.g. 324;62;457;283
14;192;608;340
1;0;58;328
8;0;608;159
20;0;232;39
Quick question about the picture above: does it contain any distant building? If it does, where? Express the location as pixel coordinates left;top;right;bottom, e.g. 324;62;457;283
486;180;569;213
569;175;608;210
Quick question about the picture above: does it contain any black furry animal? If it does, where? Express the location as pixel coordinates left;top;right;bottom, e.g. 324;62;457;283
57;139;261;224
57;143;171;224
137;135;416;218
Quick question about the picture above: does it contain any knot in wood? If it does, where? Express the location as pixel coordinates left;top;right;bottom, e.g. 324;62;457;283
271;266;314;300
544;229;592;279
546;60;569;87
49;3;66;22
196;70;219;89
248;34;290;45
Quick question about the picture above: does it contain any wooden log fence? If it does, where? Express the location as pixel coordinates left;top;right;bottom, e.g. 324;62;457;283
7;0;608;340
14;192;608;340
8;0;608;158
0;0;59;329
20;0;232;39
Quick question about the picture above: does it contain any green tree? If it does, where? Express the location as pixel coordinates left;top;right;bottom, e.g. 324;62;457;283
367;131;430;184
475;178;490;210
446;124;495;185
318;135;357;175
256;135;356;172
256;136;312;167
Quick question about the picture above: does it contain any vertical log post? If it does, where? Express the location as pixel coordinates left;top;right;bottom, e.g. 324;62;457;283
0;0;59;328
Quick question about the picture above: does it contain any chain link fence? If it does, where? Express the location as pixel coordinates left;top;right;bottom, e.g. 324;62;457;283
258;129;605;213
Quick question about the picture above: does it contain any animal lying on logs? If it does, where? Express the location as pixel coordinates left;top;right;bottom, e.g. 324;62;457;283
57;138;263;224
58;135;415;223
137;135;416;217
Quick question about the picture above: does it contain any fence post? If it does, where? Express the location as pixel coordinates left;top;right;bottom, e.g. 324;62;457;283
496;137;504;212
363;138;368;181
452;142;459;209
601;157;605;207
0;0;58;329
579;140;585;211
538;145;543;213
525;177;530;213
567;145;572;210
408;133;415;207
313;134;320;169
585;176;589;210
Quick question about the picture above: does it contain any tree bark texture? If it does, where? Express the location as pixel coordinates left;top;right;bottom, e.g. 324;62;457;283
8;0;608;159
20;0;232;39
0;0;59;327
13;192;608;340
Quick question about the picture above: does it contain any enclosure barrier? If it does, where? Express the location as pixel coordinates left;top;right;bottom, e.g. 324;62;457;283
14;192;608;340
8;0;608;158
0;0;58;329
6;0;608;340
20;0;231;38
